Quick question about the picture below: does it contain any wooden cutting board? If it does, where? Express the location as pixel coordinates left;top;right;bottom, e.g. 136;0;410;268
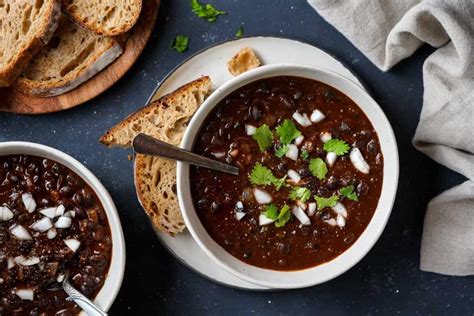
0;0;160;115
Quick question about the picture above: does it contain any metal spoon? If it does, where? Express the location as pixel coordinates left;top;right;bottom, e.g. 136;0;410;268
132;133;239;175
62;277;107;316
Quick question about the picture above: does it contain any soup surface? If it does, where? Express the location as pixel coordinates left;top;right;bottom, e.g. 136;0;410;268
191;76;384;270
0;155;112;315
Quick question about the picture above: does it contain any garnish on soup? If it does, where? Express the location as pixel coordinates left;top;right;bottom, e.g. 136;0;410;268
191;76;383;270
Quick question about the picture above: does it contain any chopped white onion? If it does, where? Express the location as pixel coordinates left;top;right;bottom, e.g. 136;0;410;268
258;214;275;226
337;214;346;228
18;257;40;266
10;225;32;240
307;203;317;216
234;212;246;221
22;193;36;213
285;144;299;161
14;256;26;265
320;132;332;143
310;109;326;123
211;152;226;159
16;288;34;301
57;274;65;283
326;152;337;167
253;188;272;204
47;228;57;239
292;206;311;226
39;207;56;219
7;257;15;269
30;217;53;232
235;201;244;211
245;124;257;136
324;218;337;226
55;216;72;229
64;210;76;218
332;202;348;218
294;135;305;146
55;205;65;217
292;112;312;127
350;147;370;174
64;239;81;252
0;206;14;222
287;169;301;183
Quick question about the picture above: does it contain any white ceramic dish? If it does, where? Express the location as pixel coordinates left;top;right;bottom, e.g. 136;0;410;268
177;64;399;289
0;142;126;312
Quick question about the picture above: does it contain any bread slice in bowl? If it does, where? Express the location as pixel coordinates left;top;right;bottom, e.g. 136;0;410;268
62;0;142;36
0;0;61;87
14;16;123;97
100;76;212;235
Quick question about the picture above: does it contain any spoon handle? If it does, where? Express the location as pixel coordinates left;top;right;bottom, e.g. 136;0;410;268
132;133;239;176
63;279;107;316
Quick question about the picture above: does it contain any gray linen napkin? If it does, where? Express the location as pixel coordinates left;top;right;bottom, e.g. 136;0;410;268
308;0;474;275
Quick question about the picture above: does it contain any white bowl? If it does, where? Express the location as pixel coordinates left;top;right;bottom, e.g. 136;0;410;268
0;142;126;311
177;64;399;289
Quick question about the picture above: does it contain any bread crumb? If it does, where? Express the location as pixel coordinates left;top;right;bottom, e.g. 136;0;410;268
227;47;261;76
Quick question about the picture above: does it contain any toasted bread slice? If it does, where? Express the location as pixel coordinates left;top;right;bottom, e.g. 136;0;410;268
14;16;123;97
62;0;142;36
100;76;212;234
0;0;61;87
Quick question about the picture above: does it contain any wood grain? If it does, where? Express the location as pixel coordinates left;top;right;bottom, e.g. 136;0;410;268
0;0;160;115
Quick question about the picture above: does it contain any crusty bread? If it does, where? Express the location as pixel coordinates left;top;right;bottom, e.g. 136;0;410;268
0;0;61;87
100;76;212;234
227;47;261;76
14;15;123;97
62;0;142;36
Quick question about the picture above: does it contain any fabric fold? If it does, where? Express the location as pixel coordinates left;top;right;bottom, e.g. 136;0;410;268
308;0;474;275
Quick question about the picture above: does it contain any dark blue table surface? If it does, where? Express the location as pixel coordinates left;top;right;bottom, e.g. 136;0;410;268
1;0;471;315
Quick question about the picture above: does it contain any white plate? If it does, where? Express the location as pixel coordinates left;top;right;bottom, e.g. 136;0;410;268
148;36;367;290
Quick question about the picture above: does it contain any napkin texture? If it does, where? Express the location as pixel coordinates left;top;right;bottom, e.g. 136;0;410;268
308;0;474;275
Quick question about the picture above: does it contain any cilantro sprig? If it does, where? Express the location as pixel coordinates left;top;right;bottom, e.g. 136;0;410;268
252;124;273;151
170;35;189;53
314;195;339;210
300;149;309;161
191;0;225;22
248;163;286;190
340;185;359;201
309;158;328;180
275;119;301;144
323;139;350;156
263;204;291;227
236;25;244;37
289;187;311;203
275;144;289;158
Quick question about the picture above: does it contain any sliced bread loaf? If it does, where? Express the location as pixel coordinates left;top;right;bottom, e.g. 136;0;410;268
0;0;61;86
14;16;123;97
62;0;142;36
100;76;212;235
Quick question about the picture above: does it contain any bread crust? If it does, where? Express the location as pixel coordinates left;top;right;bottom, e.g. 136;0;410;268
0;0;61;86
61;0;142;36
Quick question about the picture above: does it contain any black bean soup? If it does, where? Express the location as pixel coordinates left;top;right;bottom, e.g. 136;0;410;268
191;76;383;270
0;155;112;315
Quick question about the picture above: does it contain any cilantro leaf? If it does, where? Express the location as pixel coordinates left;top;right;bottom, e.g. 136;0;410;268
275;119;301;144
275;204;291;227
314;195;339;210
236;25;244;37
252;124;273;151
340;185;359;201
289;187;312;203
323;139;350;156
249;163;275;186
275;144;289;158
272;175;287;191
309;158;328;180
263;204;279;220
191;0;225;22
170;35;189;53
301;149;309;161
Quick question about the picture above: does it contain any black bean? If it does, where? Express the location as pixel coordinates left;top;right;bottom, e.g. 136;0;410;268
298;167;311;178
319;211;330;220
326;176;339;190
59;185;74;197
340;121;351;132
279;94;296;109
210;202;221;213
357;181;369;196
367;139;377;153
243;251;252;259
300;225;311;236
293;90;303;100
275;242;291;254
249;104;263;121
